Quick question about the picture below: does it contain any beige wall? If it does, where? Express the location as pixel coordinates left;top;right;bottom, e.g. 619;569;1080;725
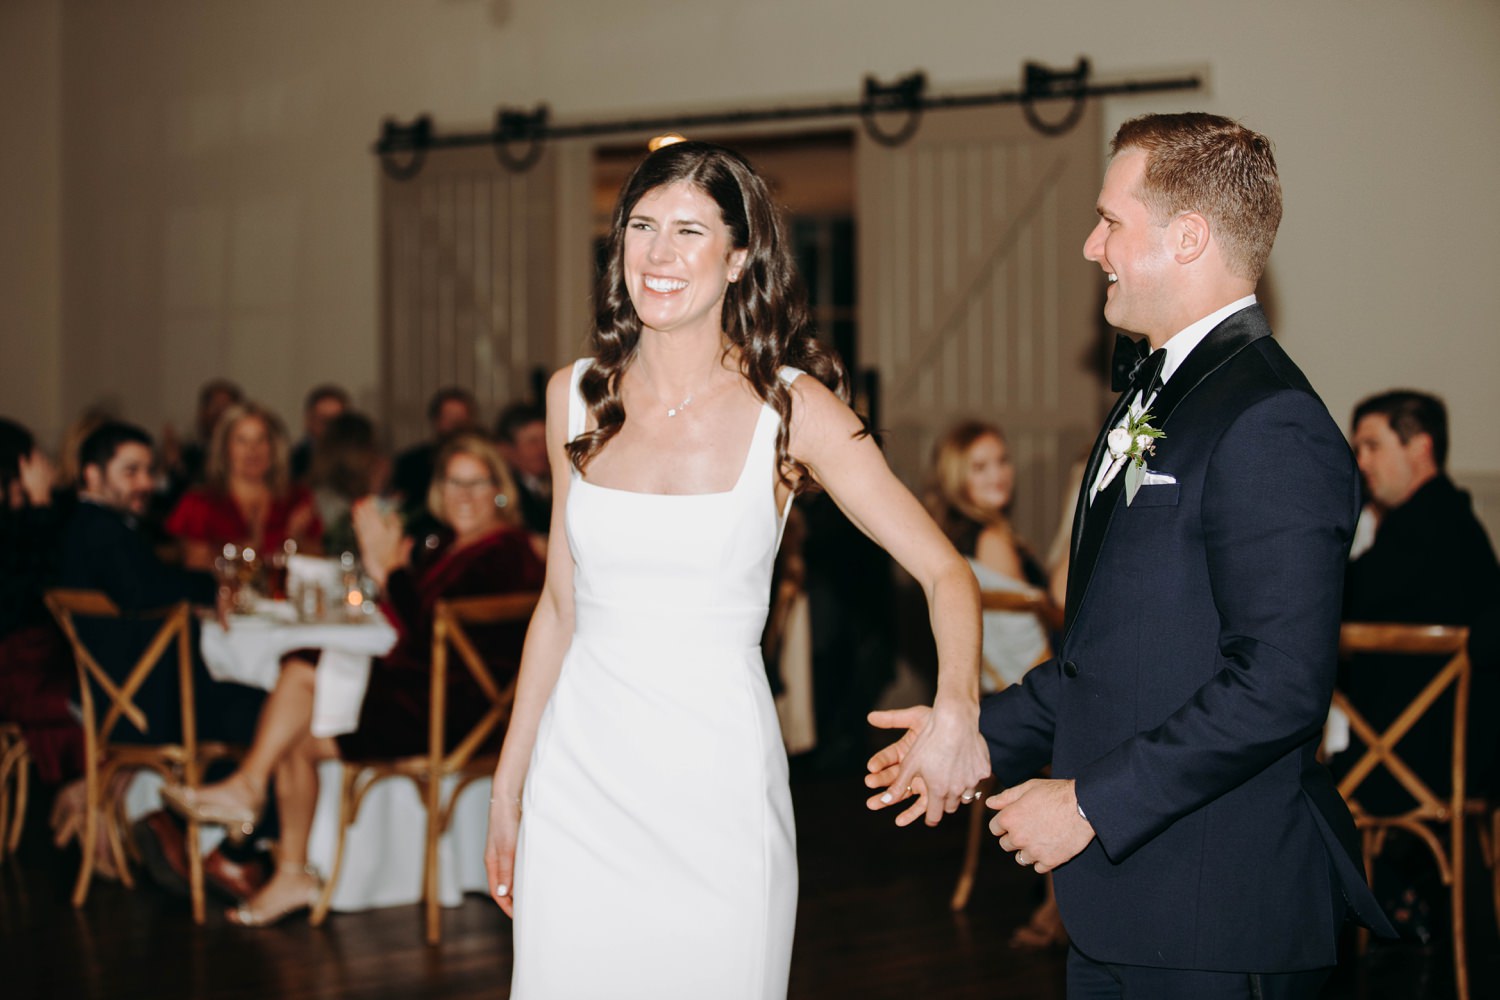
0;0;63;445
9;1;1500;486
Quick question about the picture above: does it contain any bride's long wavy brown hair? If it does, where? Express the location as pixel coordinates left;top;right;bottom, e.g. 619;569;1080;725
568;141;849;489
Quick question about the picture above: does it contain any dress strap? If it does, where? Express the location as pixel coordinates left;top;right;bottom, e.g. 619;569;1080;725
567;358;590;444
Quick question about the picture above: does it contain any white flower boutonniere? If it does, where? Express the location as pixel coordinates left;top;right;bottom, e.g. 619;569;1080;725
1098;406;1165;505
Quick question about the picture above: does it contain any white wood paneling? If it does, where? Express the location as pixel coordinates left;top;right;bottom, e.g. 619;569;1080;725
858;106;1104;552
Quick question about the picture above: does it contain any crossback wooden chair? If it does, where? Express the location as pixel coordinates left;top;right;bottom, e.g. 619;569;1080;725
43;589;238;924
0;723;30;859
951;588;1063;911
309;591;539;943
1334;621;1496;1000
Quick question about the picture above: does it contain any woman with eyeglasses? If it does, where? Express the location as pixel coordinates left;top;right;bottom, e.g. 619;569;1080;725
161;432;544;925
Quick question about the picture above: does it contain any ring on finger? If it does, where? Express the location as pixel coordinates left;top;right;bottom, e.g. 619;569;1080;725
1015;853;1028;866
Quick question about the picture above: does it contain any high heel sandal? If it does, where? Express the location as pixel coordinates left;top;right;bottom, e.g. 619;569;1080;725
159;783;257;843
226;863;323;927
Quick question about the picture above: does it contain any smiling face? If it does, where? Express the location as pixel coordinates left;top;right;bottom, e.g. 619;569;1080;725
622;181;747;339
1082;148;1178;342
86;441;155;517
226;415;273;484
962;432;1014;515
438;451;502;540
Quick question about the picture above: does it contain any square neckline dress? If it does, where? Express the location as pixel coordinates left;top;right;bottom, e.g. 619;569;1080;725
510;359;800;999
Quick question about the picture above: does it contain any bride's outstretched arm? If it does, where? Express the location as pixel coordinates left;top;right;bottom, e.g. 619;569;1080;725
785;377;989;826
486;366;578;917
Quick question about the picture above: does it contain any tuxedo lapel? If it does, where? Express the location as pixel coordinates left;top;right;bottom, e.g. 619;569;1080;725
1063;305;1272;638
1140;306;1270;433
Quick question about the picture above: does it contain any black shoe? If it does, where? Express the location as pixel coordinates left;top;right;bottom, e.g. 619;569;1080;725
133;810;190;898
133;810;272;903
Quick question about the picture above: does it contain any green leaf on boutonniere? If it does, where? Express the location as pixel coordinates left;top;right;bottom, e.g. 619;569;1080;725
1125;460;1145;505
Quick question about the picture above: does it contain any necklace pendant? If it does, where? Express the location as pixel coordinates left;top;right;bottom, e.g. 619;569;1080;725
667;407;679;418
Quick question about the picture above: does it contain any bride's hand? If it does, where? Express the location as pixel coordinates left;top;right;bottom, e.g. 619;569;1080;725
865;700;989;827
484;794;522;917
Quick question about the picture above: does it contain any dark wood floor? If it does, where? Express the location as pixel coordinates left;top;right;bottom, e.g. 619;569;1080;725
1;760;1493;999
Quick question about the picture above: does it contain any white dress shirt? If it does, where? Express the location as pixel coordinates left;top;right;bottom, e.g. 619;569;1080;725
1089;295;1258;501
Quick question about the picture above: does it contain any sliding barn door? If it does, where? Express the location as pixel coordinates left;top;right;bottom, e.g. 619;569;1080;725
857;105;1105;550
379;144;573;450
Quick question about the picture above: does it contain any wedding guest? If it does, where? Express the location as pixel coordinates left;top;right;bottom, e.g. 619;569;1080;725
1339;390;1500;938
309;411;387;556
0;418;80;785
290;384;350;484
391;386;477;514
495;402;551;538
924;419;1066;950
161;433;543;926
162;378;243;495
165;401;321;571
56;421;267;896
925;421;1052;692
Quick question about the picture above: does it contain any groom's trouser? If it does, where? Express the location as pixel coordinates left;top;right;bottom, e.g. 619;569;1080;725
1066;945;1330;1000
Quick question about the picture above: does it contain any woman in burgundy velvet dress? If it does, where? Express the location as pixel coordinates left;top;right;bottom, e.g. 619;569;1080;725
163;432;543;925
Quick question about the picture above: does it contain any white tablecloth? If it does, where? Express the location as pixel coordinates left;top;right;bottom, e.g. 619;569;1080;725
124;765;493;912
199;602;396;737
128;601;493;912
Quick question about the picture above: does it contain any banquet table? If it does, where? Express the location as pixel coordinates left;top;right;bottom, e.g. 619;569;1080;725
123;600;495;913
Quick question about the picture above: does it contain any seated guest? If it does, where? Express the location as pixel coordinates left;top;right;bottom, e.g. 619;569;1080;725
925;419;1063;951
289;384;350;484
495;401;551;539
57;421;269;895
162;378;243;498
162;433;544;926
391;386;477;518
309;411;387;556
0;418;80;784
166;401;322;571
61;421;267;746
924;420;1052;691
1340;390;1500;936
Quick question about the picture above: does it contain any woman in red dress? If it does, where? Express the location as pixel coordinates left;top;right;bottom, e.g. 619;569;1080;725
162;433;544;925
165;401;322;569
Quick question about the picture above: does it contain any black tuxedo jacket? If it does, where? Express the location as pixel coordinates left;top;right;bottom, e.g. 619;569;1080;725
979;305;1391;972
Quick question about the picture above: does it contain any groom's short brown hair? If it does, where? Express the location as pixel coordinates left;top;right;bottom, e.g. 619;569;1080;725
1112;113;1282;282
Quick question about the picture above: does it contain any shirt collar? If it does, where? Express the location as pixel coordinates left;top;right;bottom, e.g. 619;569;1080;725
1158;294;1257;385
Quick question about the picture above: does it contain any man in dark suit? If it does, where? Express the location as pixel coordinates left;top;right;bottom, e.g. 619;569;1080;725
60;421;268;900
870;113;1391;997
61;421;264;744
495;401;552;538
1338;391;1499;937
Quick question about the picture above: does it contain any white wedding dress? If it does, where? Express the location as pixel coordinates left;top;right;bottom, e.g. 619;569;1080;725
510;360;799;999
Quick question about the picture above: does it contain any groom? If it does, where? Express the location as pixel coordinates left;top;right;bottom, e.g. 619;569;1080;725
871;113;1392;997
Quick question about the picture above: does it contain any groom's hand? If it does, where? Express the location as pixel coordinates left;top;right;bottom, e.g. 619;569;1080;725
988;778;1094;874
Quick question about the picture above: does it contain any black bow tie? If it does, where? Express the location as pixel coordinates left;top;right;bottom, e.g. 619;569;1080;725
1110;333;1167;395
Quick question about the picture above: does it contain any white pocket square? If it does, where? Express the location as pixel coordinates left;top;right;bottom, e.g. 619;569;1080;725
1141;470;1177;486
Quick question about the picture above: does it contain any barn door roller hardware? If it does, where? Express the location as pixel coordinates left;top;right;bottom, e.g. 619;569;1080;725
375;59;1200;179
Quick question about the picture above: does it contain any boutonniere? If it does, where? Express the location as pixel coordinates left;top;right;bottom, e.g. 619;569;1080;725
1098;406;1165;505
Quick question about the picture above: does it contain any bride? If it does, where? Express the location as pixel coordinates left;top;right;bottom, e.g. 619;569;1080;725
484;140;989;998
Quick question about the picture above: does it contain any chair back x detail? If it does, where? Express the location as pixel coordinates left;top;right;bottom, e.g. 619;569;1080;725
0;723;29;859
43;588;239;923
309;591;539;944
1333;621;1495;1000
